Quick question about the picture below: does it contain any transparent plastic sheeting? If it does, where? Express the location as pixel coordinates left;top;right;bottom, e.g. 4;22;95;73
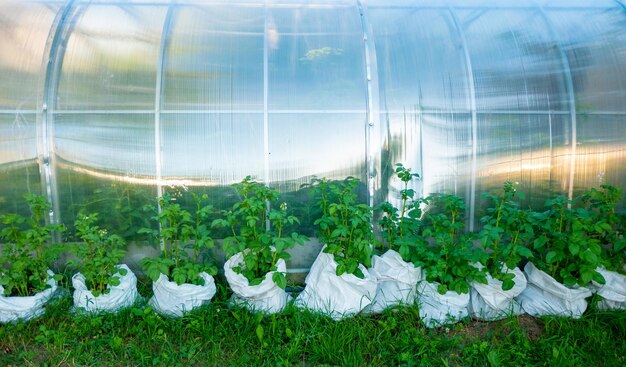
0;0;625;267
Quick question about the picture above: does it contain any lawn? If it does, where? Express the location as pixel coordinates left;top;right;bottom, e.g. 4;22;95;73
1;275;625;367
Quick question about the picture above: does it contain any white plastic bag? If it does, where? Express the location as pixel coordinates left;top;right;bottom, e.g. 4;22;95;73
149;272;216;317
72;264;138;313
469;266;526;320
224;252;289;314
592;267;626;311
296;249;377;320
368;249;421;313
417;279;470;328
0;270;58;323
517;262;591;318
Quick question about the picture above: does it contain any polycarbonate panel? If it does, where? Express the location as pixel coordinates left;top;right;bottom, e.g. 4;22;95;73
420;113;472;197
0;1;60;110
368;8;470;112
162;5;264;111
268;6;366;110
54;113;156;177
474;114;568;213
0;113;37;165
268;113;367;189
56;5;165;111
0;113;41;218
546;8;626;113
160;113;264;182
457;9;569;112
574;114;626;193
56;165;157;243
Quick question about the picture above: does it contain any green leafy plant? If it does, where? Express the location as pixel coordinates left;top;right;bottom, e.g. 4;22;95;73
307;176;373;278
376;163;426;263
530;196;605;287
0;194;64;296
478;182;534;290
412;194;487;294
67;212;127;297
579;184;626;274
212;176;307;289
139;191;217;286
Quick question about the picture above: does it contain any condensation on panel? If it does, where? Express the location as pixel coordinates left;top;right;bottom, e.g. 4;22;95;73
0;1;60;110
162;4;264;111
56;5;165;111
546;8;626;113
574;113;626;207
420;113;472;198
457;9;569;112
267;5;366;111
0;113;41;217
380;111;424;210
55;164;157;244
54;113;156;178
367;8;470;112
473;113;562;218
0;113;37;165
160;113;264;183
268;112;367;190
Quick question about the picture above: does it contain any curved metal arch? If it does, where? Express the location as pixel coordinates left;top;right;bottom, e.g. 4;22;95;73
36;0;79;225
447;7;479;231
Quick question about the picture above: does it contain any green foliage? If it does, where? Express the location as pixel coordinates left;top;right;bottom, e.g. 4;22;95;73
67;212;127;297
139;191;217;286
0;194;64;296
376;163;426;264
478;182;534;290
212;176;307;288
307;176;373;278
579;184;626;274
530;196;605;287
412;194;487;295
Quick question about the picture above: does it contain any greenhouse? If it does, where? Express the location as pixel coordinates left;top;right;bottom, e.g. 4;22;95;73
1;0;626;365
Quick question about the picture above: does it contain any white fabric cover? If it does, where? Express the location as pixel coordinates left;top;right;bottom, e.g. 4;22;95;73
72;264;138;313
149;271;216;317
469;266;526;320
0;270;58;323
417;279;470;328
296;249;377;320
368;249;421;313
593;267;626;311
224;252;289;314
517;262;591;318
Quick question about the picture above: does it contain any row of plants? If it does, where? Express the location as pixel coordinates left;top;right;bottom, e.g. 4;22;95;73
1;166;625;325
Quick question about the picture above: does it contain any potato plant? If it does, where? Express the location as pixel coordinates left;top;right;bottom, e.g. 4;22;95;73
140;192;217;286
530;196;605;287
376;163;427;264
579;184;626;274
413;194;487;295
478;182;534;290
308;176;373;279
0;194;63;296
212;176;307;289
68;212;127;297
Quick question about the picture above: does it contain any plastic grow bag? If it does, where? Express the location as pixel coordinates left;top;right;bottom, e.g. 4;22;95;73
469;266;526;321
0;270;58;323
417;279;470;328
149;272;216;317
295;249;377;320
367;249;421;313
592;267;626;311
224;252;289;314
72;264;139;313
517;262;592;318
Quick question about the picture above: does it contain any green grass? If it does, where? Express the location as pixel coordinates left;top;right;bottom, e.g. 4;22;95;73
1;277;625;367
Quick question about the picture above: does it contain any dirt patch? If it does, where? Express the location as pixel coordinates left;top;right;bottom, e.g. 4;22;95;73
445;315;544;341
